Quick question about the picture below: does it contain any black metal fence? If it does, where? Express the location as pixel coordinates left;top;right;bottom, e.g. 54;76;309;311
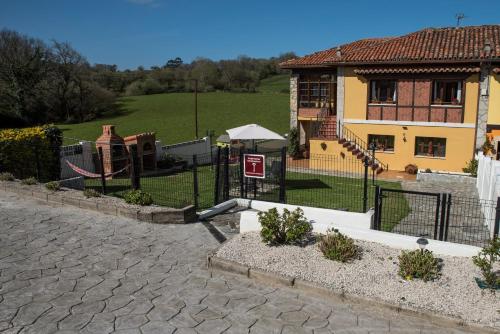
374;186;499;247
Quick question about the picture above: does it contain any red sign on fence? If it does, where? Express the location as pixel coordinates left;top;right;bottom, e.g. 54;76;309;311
244;154;265;179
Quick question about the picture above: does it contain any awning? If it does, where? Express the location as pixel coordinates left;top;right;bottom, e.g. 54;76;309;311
226;124;285;140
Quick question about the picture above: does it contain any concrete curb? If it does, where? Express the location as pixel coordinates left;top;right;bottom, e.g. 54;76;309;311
207;254;499;334
0;181;197;224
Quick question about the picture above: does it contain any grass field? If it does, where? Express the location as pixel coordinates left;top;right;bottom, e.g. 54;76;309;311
59;75;290;145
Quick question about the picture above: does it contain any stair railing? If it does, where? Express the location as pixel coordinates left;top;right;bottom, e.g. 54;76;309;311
312;107;330;138
338;121;388;171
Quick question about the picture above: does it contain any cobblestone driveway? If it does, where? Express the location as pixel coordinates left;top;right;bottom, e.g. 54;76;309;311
0;192;472;334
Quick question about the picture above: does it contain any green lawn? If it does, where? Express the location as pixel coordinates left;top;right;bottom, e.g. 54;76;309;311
257;74;290;93
86;166;409;232
59;90;289;145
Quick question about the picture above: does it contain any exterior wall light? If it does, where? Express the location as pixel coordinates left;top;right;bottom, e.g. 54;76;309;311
416;237;429;253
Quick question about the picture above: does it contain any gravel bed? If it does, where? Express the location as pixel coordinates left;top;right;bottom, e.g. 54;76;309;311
216;232;500;328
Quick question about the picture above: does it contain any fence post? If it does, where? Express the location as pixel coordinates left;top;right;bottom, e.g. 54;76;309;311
223;146;229;201
438;193;448;241
494;197;500;239
239;150;244;198
373;185;381;230
213;146;221;206
129;144;140;190
279;146;287;203
34;144;41;181
193;154;199;210
97;146;107;194
363;157;369;212
444;193;451;241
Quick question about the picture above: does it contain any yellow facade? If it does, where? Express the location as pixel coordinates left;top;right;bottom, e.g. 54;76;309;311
325;68;480;172
488;74;500;125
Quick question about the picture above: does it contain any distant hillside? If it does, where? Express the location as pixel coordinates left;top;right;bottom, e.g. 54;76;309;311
257;74;290;93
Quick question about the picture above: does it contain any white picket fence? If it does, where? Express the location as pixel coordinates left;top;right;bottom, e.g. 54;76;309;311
476;152;500;238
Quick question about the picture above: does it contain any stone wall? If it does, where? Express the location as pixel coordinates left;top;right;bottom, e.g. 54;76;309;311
290;74;298;129
476;66;490;149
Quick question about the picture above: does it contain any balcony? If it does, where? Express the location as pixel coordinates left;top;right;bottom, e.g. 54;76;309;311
367;104;464;123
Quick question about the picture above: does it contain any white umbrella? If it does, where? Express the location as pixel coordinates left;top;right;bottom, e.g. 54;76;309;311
226;124;284;140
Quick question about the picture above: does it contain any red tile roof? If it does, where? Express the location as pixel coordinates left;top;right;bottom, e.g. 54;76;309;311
281;25;500;68
353;66;481;75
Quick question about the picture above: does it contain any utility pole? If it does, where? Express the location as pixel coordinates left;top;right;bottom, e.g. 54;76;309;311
193;79;198;139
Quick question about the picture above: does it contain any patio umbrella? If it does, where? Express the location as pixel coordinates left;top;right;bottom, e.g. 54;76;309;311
226;124;285;141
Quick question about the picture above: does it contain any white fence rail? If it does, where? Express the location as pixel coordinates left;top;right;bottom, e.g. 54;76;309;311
476;152;500;238
156;136;215;165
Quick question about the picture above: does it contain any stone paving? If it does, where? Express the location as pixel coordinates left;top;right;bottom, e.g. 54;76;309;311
0;191;476;334
387;179;491;246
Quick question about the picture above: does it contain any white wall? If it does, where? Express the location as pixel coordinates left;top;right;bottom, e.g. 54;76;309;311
60;142;94;179
155;137;214;165
476;152;500;237
240;200;481;257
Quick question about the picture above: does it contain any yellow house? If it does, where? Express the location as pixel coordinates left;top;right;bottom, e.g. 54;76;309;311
280;25;500;173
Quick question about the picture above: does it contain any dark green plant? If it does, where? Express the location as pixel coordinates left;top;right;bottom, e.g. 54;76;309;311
123;189;154;206
463;159;478;177
398;249;440;282
258;207;312;245
288;127;300;158
425;168;432;173
472;237;500;290
83;189;101;198
45;181;60;191
0;172;14;181
318;229;360;262
21;177;37;185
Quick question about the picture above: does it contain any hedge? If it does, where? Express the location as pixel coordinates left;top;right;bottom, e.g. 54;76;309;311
0;126;62;182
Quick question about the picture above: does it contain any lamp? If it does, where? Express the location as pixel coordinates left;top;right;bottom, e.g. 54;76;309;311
416;237;428;253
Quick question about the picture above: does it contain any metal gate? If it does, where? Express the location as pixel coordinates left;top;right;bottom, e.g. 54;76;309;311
373;186;450;241
214;146;286;205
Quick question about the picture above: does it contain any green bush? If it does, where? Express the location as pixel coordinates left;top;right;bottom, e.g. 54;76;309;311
0;172;14;181
21;177;37;185
123;190;154;206
398;249;440;282
472;237;500;290
0;125;62;182
463;159;478;177
288;127;300;158
83;189;101;198
318;229;360;262
258;207;312;245
45;181;60;191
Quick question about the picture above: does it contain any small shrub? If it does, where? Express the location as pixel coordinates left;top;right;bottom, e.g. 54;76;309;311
21;177;37;185
288;127;300;158
123;190;153;206
318;229;360;262
45;181;60;191
463;159;478;177
472;237;500;290
398;249;440;282
258;207;312;245
404;164;418;175
83;189;101;198
0;172;14;181
425;168;432;173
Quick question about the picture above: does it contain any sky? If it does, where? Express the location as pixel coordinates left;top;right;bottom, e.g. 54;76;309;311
1;0;500;70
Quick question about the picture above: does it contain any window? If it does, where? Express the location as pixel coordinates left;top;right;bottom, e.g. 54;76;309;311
368;134;395;152
369;80;397;103
432;80;462;105
299;74;336;110
415;137;446;157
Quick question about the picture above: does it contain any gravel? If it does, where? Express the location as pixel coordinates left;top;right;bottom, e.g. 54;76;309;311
216;232;500;328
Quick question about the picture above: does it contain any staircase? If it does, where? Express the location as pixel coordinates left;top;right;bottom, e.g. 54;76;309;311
311;113;387;174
